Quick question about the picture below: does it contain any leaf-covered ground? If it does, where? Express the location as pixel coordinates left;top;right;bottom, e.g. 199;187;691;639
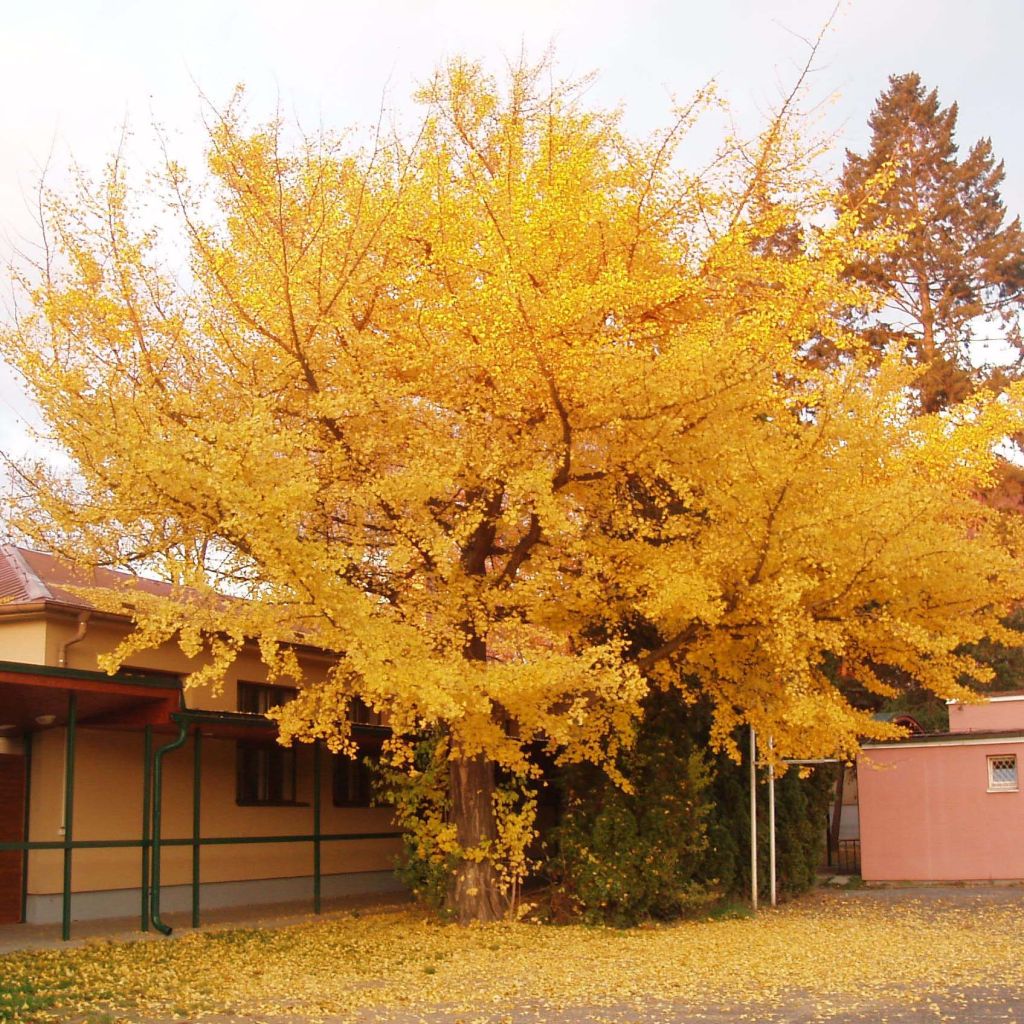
2;890;1023;1023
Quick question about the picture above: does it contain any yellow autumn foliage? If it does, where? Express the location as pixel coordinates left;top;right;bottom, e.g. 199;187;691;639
4;56;1024;915
1;894;1022;1022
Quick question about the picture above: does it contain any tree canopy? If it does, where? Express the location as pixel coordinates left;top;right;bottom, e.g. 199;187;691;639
5;57;1024;919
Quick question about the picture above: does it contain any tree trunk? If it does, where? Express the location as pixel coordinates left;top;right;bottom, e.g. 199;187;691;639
448;506;508;923
446;753;507;924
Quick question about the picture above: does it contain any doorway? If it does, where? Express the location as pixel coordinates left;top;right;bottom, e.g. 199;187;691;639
0;753;26;923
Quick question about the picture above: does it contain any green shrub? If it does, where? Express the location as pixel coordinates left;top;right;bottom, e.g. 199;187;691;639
552;694;714;925
374;735;455;912
551;693;837;921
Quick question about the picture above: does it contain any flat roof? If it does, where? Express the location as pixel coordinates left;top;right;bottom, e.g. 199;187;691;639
0;658;181;691
864;729;1024;750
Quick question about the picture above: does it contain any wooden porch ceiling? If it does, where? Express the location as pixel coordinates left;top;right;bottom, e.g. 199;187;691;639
0;663;180;734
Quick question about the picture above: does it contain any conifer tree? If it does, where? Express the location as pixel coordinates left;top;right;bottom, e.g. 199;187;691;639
841;73;1024;412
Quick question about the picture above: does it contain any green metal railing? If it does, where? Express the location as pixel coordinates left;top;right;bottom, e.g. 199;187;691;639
1;711;401;940
18;730;32;925
192;729;202;928
62;693;77;941
140;725;152;931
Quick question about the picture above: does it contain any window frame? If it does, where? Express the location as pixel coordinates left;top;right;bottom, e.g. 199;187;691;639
236;680;297;716
332;752;381;808
986;753;1019;793
348;696;384;727
235;681;303;806
235;740;301;806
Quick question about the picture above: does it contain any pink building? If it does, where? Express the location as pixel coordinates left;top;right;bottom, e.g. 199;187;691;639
858;693;1024;882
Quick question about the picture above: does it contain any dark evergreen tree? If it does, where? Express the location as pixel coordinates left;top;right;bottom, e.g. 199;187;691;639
841;72;1024;412
552;690;714;926
551;693;838;922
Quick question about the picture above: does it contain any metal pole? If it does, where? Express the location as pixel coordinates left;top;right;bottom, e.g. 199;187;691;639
312;741;322;914
150;718;189;935
20;731;32;924
61;692;78;941
192;728;202;929
768;735;777;908
749;724;757;913
141;725;152;931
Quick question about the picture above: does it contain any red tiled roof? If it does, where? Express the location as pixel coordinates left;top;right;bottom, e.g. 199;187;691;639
0;545;330;656
0;544;175;611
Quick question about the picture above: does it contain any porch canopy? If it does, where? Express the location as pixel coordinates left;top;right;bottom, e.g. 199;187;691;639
0;660;181;734
0;660;398;942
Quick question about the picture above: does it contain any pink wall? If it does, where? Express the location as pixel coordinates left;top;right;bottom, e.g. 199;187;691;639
859;740;1024;881
948;695;1024;733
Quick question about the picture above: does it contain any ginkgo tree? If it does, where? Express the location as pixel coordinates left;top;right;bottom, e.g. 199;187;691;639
4;56;1024;922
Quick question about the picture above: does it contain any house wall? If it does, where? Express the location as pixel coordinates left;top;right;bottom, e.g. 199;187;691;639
1;611;402;919
948;696;1024;734
0;618;48;665
45;615;336;711
25;727;399;897
859;739;1024;882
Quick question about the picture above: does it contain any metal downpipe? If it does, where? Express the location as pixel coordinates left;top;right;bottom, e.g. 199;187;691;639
149;718;189;935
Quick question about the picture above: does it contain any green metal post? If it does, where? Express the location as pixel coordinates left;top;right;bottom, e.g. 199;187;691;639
192;728;201;929
312;741;322;914
150;718;188;935
20;731;32;924
140;725;152;932
61;692;78;941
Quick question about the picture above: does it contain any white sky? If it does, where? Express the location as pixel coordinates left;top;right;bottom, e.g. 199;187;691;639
1;0;1021;457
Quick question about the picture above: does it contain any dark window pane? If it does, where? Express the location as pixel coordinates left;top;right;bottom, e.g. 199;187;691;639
236;742;296;803
333;755;374;806
349;697;383;726
238;682;297;715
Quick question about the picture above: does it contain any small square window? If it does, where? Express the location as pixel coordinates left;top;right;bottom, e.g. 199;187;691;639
987;754;1018;792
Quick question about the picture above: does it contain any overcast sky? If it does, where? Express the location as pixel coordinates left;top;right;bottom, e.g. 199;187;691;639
1;0;1021;456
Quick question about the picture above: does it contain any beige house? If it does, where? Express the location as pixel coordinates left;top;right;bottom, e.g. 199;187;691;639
0;544;402;939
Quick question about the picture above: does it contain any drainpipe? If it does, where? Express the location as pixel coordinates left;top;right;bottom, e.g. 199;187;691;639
149;717;189;935
58;612;91;668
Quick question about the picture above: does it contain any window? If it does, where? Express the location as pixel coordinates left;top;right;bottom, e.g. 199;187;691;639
987;754;1019;792
333;753;378;807
349;696;383;726
236;682;299;805
236;743;297;804
237;681;297;715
